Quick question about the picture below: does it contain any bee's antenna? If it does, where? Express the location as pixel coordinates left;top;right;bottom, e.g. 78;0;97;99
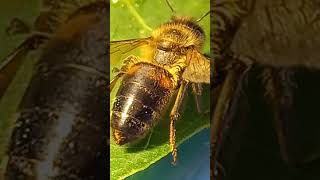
196;10;211;22
166;0;176;15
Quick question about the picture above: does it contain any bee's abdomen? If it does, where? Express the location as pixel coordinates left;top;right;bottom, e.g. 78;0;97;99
5;3;108;179
5;68;108;180
111;64;174;145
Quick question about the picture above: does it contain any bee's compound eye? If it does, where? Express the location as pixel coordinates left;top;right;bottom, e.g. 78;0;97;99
157;40;171;51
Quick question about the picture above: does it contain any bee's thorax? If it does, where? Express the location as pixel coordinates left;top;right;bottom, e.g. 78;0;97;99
147;16;204;65
151;16;205;51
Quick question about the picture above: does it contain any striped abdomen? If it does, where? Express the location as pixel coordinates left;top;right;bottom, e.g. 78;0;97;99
111;63;176;145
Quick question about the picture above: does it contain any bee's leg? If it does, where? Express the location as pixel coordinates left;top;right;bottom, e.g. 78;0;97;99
211;59;248;179
211;69;237;178
143;129;154;149
263;68;297;165
0;35;47;99
211;0;253;178
110;55;145;91
192;83;203;114
110;73;124;91
6;18;31;36
214;161;226;179
121;55;150;71
169;80;189;165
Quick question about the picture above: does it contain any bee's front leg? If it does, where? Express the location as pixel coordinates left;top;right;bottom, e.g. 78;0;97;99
110;73;123;91
6;18;31;36
110;55;145;91
169;80;189;165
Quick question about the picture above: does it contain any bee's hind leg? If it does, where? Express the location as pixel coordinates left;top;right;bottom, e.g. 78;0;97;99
169;80;189;165
213;161;226;179
143;129;154;149
262;68;297;165
192;83;204;114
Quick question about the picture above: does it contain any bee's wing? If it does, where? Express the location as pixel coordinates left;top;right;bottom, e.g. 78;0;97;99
182;50;210;84
0;35;46;99
110;38;151;62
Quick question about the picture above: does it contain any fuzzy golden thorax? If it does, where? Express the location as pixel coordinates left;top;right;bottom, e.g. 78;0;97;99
151;16;204;50
146;16;204;65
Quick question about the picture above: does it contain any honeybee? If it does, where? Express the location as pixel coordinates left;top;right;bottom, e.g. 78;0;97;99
0;0;108;179
110;0;210;164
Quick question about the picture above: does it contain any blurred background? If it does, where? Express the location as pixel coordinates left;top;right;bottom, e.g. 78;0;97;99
128;129;210;180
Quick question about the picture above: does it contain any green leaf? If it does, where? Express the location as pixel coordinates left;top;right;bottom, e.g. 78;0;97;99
110;0;210;179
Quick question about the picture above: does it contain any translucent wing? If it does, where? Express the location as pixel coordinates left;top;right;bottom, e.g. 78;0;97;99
110;37;151;64
0;35;46;99
183;50;210;84
110;37;151;54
